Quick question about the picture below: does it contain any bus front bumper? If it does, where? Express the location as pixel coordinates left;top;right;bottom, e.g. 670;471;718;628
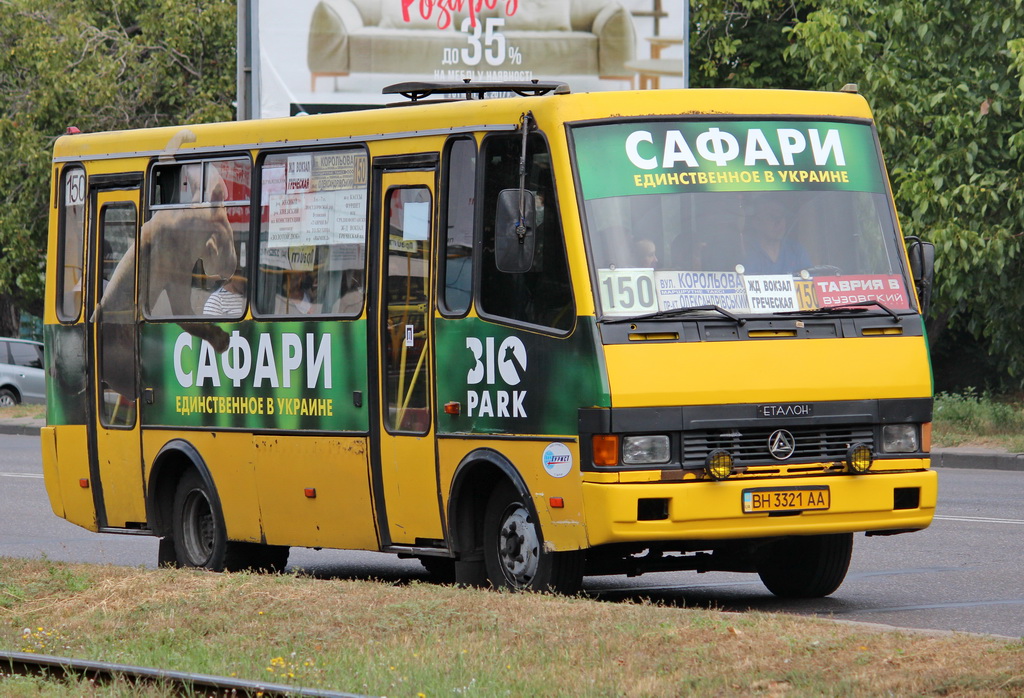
581;468;937;547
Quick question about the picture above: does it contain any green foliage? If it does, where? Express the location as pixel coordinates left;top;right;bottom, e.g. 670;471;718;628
2;0;1023;381
690;1;1024;383
690;0;818;89
934;389;1024;432
786;0;1024;379
0;0;236;318
933;389;1024;449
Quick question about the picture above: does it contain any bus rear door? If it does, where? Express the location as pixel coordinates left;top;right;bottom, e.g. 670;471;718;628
371;158;444;547
87;182;146;529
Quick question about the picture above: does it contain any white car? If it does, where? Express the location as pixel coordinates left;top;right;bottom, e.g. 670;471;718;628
0;338;45;406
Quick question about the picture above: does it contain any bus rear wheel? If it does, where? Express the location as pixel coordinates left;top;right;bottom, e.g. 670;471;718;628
170;471;289;572
171;471;230;571
483;482;583;594
756;533;853;598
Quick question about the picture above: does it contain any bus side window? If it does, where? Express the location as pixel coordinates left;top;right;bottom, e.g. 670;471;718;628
142;158;251;319
439;137;476;316
57;166;86;322
254;148;369;317
479;133;574;332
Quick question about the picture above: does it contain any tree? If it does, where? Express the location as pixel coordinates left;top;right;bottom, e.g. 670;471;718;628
688;0;1024;387
0;0;236;336
4;0;1024;386
689;0;819;89
786;0;1024;383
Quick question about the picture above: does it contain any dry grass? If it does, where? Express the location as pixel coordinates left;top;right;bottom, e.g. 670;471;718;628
0;404;44;420
0;558;1021;696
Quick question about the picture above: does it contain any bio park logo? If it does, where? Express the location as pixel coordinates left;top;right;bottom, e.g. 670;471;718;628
465;336;528;418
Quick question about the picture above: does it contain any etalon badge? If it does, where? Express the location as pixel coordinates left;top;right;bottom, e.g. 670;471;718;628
768;429;796;460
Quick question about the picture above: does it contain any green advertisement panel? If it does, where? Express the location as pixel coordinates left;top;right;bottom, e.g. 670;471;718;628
44;323;89;426
140;320;368;431
433;317;610;436
573;120;885;200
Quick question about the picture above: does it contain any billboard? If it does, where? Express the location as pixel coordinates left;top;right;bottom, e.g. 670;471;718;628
246;0;687;118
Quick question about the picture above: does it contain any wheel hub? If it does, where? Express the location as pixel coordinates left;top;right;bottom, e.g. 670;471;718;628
498;505;539;587
181;489;215;565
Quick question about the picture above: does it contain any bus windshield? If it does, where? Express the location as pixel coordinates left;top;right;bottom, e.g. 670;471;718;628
571;119;916;319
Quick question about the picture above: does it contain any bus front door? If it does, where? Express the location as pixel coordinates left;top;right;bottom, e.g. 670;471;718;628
86;186;146;530
371;164;444;547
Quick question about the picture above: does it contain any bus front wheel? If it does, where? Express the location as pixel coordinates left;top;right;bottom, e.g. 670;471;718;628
756;533;853;598
483;482;583;594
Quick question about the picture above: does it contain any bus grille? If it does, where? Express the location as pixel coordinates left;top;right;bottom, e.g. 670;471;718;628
682;426;875;468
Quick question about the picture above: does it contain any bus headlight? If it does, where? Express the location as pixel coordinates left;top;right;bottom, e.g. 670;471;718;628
881;424;919;453
622;435;670;465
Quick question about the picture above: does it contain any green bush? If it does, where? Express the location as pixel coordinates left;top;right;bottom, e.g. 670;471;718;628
933;389;1024;449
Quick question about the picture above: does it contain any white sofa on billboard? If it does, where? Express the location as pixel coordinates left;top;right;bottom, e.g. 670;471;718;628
307;0;637;89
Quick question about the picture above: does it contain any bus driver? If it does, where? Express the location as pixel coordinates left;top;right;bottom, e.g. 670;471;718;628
741;198;811;275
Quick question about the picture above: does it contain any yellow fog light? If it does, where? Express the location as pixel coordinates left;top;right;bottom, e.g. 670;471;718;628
705;449;734;481
846;443;873;474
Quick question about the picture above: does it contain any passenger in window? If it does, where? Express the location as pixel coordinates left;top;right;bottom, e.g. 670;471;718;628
276;271;320;314
333;270;364;315
203;271;246;316
633;238;659;268
741;199;812;275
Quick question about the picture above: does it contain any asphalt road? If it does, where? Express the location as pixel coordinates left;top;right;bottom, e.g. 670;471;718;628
2;433;1021;639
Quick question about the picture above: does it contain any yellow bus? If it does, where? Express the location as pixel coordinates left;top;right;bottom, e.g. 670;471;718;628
42;81;936;597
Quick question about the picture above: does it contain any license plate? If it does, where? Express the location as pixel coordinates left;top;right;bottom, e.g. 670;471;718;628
742;486;830;513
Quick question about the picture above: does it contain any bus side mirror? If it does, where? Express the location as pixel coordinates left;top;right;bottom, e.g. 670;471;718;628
906;237;935;317
495;189;536;273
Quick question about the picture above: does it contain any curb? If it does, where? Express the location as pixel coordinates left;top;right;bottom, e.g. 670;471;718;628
4;420;1023;471
0;420;45;437
929;448;1024;472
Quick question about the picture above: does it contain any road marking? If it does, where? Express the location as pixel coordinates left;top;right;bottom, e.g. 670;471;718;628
934;514;1024;526
0;472;43;479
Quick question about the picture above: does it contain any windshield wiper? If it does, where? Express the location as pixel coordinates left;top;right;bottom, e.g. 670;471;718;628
778;300;901;323
604;305;746;325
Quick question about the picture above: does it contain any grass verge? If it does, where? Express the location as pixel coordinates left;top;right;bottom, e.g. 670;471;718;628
933;390;1024;451
0;558;1021;696
0;404;44;420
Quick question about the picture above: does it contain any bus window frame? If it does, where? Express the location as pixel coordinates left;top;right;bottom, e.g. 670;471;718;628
147;156;253;211
565;115;918;322
141;153;254;322
474;129;576;335
437;135;477;319
251;144;371;320
381;183;434;436
56;164;88;324
96;200;140;430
